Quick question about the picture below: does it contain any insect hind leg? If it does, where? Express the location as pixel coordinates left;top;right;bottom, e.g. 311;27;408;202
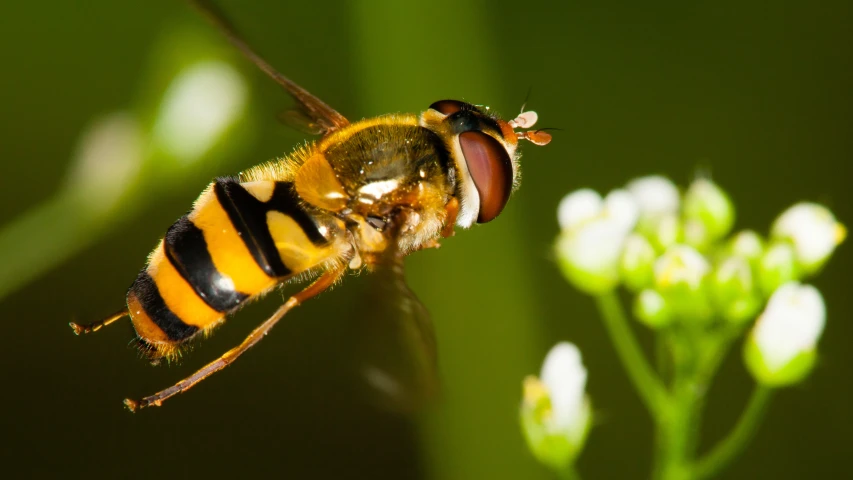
69;309;129;335
123;267;345;412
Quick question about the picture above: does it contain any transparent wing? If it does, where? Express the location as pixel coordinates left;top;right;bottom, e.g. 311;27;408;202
276;108;330;136
188;0;350;136
345;223;439;413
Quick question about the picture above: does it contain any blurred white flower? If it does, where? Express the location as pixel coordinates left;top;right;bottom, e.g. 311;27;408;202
556;189;639;294
521;342;592;470
758;242;799;296
771;203;846;274
64;112;144;211
634;289;671;328
746;282;825;385
626;175;680;224
712;255;761;324
729;230;765;264
654;244;710;291
151;61;248;166
557;189;602;231
683;178;735;247
654;244;713;321
540;343;590;442
647;213;684;252
620;233;656;291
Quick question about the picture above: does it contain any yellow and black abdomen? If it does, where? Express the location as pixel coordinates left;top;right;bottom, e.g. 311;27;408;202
127;177;334;359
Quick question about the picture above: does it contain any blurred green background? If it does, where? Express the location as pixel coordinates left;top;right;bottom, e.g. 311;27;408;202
1;0;850;478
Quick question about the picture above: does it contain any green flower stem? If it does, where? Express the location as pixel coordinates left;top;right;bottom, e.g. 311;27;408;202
558;465;582;480
694;386;774;479
658;341;702;480
0;192;104;300
594;291;670;420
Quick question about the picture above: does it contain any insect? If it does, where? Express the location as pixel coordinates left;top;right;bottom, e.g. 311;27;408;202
70;0;551;412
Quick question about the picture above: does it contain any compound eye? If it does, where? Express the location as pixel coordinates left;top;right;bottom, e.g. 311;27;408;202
458;131;513;223
429;99;468;116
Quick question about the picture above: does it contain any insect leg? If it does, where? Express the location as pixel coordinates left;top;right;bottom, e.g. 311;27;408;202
441;197;460;238
123;267;345;412
69;309;129;335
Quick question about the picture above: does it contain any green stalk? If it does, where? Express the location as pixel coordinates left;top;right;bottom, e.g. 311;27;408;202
0;193;104;300
558;465;582;480
594;291;670;420
657;351;702;480
694;386;773;479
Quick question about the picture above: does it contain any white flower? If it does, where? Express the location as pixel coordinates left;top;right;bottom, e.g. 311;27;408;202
653;244;714;321
712;255;761;324
648;213;683;251
64;113;143;211
626;175;680;223
634;289;671;328
752;282;825;373
557;189;602;231
521;342;592;469
683;178;735;244
620;233;656;291
771;203;846;273
758;242;799;295
151;61;249;166
654;244;710;291
540;342;590;443
556;189;639;293
729;230;764;263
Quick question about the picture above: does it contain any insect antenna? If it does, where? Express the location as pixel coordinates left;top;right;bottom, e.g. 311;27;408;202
519;86;533;114
69;309;129;335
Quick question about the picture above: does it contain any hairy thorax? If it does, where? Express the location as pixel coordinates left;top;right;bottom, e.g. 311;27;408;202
242;114;456;264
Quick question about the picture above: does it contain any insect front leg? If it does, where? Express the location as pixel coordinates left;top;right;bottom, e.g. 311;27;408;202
123;266;345;412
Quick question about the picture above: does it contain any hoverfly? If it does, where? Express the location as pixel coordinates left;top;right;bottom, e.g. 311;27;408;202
70;0;551;412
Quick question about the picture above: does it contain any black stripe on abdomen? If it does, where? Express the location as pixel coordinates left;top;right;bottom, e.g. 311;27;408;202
164;216;248;312
214;178;290;277
130;271;199;342
268;182;328;246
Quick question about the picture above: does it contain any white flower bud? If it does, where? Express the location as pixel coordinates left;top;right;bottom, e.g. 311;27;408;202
541;343;590;438
63;112;144;212
745;282;825;386
771;203;846;274
654;244;713;321
712;255;761;324
729;230;765;265
683;178;735;244
654;244;710;291
648;213;684;252
521;342;592;470
634;289;671;328
558;189;602;231
556;189;639;294
758;242;799;296
620;233;656;291
626;175;680;224
151;61;249;166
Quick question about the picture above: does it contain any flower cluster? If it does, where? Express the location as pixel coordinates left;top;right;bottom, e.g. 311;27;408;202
526;175;844;476
555;175;843;384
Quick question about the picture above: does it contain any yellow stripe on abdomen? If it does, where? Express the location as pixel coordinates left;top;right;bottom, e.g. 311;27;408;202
189;185;277;295
267;211;335;273
147;242;223;328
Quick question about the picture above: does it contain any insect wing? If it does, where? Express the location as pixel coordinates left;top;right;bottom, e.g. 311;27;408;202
188;0;349;136
276;108;329;136
346;252;439;413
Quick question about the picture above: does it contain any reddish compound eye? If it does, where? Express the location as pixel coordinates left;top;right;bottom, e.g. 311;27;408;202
429;100;468;116
458;131;513;223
